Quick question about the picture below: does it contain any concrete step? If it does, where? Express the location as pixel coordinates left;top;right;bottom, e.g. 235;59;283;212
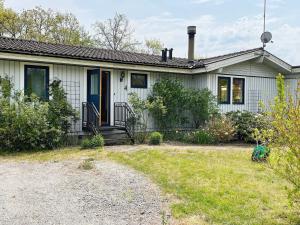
97;126;133;145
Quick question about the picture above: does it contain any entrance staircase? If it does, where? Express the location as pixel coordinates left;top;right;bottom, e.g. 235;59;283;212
82;102;136;145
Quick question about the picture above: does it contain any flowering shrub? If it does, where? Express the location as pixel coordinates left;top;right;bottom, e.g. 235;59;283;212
207;116;236;143
226;110;269;143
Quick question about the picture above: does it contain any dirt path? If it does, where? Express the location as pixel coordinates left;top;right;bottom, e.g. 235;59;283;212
0;161;165;225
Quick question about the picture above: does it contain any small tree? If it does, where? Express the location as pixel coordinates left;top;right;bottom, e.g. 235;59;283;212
261;74;300;211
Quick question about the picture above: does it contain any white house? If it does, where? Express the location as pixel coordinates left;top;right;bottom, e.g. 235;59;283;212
0;26;299;138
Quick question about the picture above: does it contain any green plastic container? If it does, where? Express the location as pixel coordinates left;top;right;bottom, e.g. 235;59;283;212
252;145;270;161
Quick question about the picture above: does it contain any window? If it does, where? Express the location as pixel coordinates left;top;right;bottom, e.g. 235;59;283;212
233;78;245;104
90;73;99;95
218;77;231;104
24;65;49;100
131;73;147;88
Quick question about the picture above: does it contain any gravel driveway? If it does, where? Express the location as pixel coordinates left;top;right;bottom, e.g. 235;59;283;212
0;160;165;225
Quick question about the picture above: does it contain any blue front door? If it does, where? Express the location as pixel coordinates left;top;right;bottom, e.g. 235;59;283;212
87;69;100;111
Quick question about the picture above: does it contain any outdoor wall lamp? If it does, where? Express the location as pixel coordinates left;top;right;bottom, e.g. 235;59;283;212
120;71;125;82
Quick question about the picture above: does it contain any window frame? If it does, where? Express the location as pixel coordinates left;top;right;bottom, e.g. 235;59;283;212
232;77;245;105
24;65;50;100
217;76;231;104
130;72;148;89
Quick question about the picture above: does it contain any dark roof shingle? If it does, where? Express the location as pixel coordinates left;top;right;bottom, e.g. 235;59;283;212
0;36;263;69
0;36;201;69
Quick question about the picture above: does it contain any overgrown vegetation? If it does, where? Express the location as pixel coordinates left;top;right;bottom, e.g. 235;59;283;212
0;77;77;151
259;74;300;212
81;134;104;149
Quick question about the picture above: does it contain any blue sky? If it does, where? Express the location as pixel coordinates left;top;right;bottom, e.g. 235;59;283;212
5;0;300;65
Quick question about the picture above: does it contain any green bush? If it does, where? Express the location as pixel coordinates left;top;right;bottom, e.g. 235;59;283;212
147;79;219;129
226;110;269;143
0;77;77;151
81;134;104;149
148;78;187;129
149;132;163;145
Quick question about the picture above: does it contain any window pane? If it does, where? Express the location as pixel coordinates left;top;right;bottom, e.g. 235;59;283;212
233;78;245;104
131;73;147;88
25;66;48;99
90;73;99;95
218;77;230;104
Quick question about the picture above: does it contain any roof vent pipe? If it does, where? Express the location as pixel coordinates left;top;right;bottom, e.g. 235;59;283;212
168;48;173;60
187;26;196;62
161;48;168;62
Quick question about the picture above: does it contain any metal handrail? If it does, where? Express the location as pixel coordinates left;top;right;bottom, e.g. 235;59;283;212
82;102;100;134
114;102;136;140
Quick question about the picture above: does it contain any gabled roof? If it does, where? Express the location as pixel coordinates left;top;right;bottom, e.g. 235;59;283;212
0;36;203;69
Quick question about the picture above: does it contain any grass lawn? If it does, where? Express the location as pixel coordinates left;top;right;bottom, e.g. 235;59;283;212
107;146;299;225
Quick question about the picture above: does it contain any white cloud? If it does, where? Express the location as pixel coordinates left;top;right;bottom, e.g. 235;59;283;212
133;13;300;65
4;0;300;65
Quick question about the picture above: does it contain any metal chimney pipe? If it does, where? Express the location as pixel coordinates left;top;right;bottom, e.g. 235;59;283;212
168;48;173;60
161;48;168;62
187;26;196;62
